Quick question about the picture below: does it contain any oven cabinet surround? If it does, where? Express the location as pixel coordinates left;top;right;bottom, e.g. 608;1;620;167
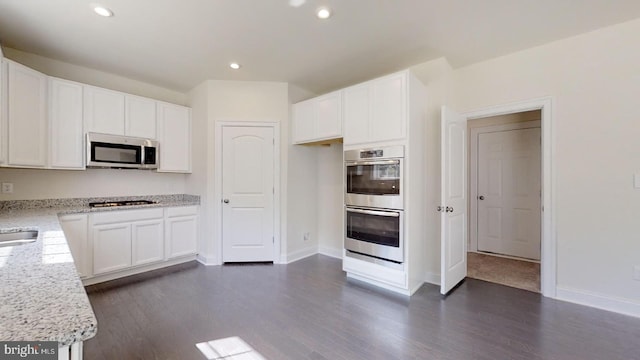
0;56;193;173
343;71;407;146
60;205;198;285
292;90;342;144
342;70;428;296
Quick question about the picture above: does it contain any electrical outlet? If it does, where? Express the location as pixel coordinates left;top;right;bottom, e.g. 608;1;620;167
303;232;310;242
633;265;640;281
1;183;13;194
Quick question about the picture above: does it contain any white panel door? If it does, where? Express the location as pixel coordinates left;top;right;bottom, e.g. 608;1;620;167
343;84;370;145
92;223;132;275
49;78;84;169
315;91;342;140
477;128;541;260
125;95;157;139
440;106;467;295
7;60;47;167
371;72;406;142
157;102;191;173
222;126;275;262
83;85;125;135
132;219;164;266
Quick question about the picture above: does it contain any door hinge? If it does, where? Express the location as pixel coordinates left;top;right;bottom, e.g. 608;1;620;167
272;187;274;194
273;138;275;145
272;236;274;243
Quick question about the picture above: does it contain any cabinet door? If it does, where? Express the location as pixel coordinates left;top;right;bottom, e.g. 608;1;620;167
83;85;125;135
315;91;342;140
165;216;197;259
132;219;164;266
370;73;406;142
125;95;157;139
292;99;315;143
157;102;191;173
59;214;90;278
0;59;5;164
92;223;132;275
49;78;84;169
343;84;370;145
6;60;47;167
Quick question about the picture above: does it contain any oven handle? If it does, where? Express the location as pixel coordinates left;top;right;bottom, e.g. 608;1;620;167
346;208;400;217
346;159;400;166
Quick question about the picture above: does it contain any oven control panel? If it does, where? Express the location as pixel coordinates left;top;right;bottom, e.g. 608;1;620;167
360;149;383;158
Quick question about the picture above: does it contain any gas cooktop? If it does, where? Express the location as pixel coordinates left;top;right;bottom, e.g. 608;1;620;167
89;200;157;208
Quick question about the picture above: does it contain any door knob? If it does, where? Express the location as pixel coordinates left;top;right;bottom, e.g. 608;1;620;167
223;199;230;204
437;206;443;212
478;195;485;200
446;206;454;212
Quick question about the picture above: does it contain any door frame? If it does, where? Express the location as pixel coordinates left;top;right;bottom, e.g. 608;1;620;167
469;120;541;254
214;121;281;264
463;97;556;297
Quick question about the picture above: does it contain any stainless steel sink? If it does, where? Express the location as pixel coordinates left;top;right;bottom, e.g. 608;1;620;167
0;230;38;247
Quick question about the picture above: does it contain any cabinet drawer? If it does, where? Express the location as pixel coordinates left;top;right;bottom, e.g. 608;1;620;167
166;206;198;217
92;208;164;225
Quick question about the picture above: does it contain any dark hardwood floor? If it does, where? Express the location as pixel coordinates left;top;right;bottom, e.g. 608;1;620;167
84;255;640;360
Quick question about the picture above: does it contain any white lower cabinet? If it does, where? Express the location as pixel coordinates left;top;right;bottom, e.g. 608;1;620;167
92;223;132;275
165;206;198;259
58;214;90;278
132;219;164;266
60;206;198;283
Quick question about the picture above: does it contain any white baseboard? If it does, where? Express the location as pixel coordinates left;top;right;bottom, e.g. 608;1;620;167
83;255;197;286
285;246;318;264
318;246;343;259
197;253;218;266
424;272;440;285
556;286;640;318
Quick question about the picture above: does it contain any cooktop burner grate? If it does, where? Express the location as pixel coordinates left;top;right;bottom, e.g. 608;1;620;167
89;200;157;208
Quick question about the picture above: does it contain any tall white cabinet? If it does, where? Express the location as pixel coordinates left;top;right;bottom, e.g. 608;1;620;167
49;77;85;169
4;60;48;168
157;102;191;173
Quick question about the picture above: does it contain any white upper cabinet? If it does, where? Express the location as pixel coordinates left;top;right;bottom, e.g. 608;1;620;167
343;83;370;145
157;102;191;173
5;60;48;167
0;49;4;164
343;71;408;146
83;85;126;135
125;94;157;139
292;90;342;144
49;77;84;169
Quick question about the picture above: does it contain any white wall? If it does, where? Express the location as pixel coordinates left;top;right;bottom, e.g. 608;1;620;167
187;80;292;263
0;48;189;201
451;18;640;312
0;168;185;200
3;47;187;105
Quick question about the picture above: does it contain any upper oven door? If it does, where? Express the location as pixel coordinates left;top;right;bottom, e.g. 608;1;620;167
345;159;403;209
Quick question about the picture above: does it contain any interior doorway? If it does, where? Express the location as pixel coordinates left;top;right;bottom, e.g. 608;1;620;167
467;110;542;292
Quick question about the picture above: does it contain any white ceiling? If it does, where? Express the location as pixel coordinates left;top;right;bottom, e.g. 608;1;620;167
1;0;640;94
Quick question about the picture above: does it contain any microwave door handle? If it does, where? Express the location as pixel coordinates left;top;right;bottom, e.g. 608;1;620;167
347;160;400;166
346;208;400;217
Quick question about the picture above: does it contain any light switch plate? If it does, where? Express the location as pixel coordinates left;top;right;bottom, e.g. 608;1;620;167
634;174;640;189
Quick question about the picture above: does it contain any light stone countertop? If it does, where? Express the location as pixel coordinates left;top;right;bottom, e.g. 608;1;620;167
0;194;200;347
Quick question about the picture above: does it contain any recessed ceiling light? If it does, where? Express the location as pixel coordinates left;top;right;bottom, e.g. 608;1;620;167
316;7;331;19
229;62;241;70
93;6;113;17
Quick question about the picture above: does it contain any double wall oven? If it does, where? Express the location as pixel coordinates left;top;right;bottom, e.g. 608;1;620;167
344;146;404;263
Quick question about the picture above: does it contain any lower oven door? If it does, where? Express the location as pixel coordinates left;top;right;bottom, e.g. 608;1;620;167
345;207;403;263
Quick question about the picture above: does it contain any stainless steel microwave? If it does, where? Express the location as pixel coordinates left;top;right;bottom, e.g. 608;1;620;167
86;132;158;169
